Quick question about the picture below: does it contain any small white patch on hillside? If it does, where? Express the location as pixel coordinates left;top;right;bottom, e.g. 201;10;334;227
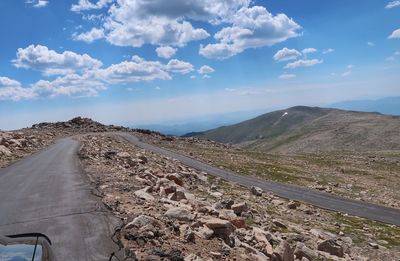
282;112;289;117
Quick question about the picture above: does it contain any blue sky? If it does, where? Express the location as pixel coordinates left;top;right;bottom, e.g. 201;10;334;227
0;0;399;129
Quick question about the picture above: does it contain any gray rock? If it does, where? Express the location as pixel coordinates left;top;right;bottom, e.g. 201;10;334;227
272;240;294;261
294;242;318;261
184;254;202;261
317;239;344;257
231;202;248;215
126;215;158;229
251;186;263;196
165;207;195;222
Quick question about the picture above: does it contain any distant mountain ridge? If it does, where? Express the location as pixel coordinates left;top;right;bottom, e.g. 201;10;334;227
331;96;400;116
187;106;400;153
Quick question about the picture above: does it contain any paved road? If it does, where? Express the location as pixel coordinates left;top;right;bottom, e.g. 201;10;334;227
119;132;400;227
0;138;120;260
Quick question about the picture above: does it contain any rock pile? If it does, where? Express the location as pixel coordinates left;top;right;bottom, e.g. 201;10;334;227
31;117;128;132
0;130;55;168
78;133;394;261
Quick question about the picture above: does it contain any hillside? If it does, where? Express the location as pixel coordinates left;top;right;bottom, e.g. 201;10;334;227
188;106;400;153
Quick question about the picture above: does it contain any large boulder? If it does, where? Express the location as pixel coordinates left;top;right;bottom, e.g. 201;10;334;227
294;242;318;260
134;189;155;201
199;217;235;239
0;145;11;156
317;239;344;257
125;215;159;229
165;207;195;222
271;240;294;261
231;202;248;215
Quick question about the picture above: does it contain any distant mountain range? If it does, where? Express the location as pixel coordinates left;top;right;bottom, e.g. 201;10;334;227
330;96;400;116
131;109;271;136
186;106;400;153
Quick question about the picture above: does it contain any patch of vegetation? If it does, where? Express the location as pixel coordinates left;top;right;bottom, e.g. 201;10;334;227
245;216;255;226
333;213;400;248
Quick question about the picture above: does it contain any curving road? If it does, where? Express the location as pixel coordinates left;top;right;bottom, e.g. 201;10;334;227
118;132;400;227
0;138;120;260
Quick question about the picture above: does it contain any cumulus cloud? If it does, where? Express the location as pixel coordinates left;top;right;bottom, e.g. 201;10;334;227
0;77;36;101
273;48;302;62
96;56;171;84
198;65;215;74
71;0;113;12
156;46;177;59
0;73;105;101
386;1;400;8
100;0;217;47
279;73;296;80
26;0;49;8
73;28;104;43
302;48;317;54
12;45;102;76
200;6;301;59
165;59;194;74
72;1;300;59
284;59;323;69
388;28;400;39
5;43;204;101
32;73;106;98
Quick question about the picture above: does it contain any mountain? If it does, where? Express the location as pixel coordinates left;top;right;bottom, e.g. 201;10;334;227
330;96;400;116
131;108;271;136
188;106;400;153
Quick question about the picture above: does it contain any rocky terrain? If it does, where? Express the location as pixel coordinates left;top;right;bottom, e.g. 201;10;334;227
188;106;400;154
78;133;400;261
0;117;127;168
143;134;400;210
1;118;400;260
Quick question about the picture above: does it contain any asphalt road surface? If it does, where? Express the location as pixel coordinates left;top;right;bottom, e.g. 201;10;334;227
119;132;400;227
0;138;120;260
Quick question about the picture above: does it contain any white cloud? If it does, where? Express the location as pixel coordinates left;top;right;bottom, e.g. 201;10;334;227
367;41;375;47
73;28;105;43
386;1;400;8
12;45;103;76
279;73;296;80
302;48;317;54
165;59;194;74
284;59;323;69
347;64;354;69
190;75;197;79
203;75;211;79
82;14;104;22
96;56;171;84
0;73;106;101
156;46;177;59
198;65;215;74
71;0;113;12
273;48;302;62
385;51;400;61
26;0;49;8
388;28;400;39
0;77;36;101
32;73;106;98
72;1;300;58
102;0;212;47
342;71;352;77
322;48;334;54
200;6;301;59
